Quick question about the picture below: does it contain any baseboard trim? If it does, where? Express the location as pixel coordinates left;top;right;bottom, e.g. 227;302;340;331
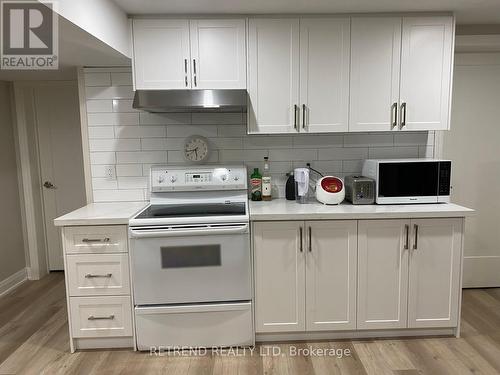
0;268;27;297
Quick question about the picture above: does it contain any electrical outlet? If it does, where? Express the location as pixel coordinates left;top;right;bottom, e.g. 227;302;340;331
104;165;116;180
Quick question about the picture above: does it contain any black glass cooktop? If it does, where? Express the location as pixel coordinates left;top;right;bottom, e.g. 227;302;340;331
135;202;246;219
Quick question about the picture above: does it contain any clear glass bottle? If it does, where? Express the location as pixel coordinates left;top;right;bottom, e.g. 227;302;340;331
262;157;272;201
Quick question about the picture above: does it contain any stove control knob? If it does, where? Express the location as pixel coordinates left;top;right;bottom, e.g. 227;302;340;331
170;175;177;183
233;175;239;181
157;175;165;183
221;175;227;182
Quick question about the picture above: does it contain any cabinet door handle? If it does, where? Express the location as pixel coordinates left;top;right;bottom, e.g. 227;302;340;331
400;102;407;128
391;102;398;129
193;59;197;87
85;273;112;279
184;58;188;87
308;226;312;252
88;315;115;321
294;104;298;130
302;104;306;129
413;224;418;250
299;227;303;252
404;224;409;250
82;238;110;243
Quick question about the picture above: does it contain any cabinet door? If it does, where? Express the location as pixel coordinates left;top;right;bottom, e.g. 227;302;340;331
349;17;402;132
299;18;350;133
132;19;191;90
189;19;246;89
248;19;300;134
358;219;409;329
305;220;357;331
253;221;305;332
399;17;454;131
408;218;462;328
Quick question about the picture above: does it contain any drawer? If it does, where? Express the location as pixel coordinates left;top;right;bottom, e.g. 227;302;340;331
64;226;127;254
67;253;130;296
135;302;253;350
70;296;133;338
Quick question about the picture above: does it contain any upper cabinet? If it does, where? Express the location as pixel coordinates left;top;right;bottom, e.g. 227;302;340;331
399;17;454;131
349;15;454;132
247;18;300;134
248;17;350;134
349;17;402;132
132;19;247;90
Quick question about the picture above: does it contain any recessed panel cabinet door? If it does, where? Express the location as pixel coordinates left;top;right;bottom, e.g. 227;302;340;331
349;17;402;132
399;16;454;131
189;19;247;89
299;18;350;133
358;219;410;329
305;220;357;331
248;18;300;134
408;218;462;328
253;221;305;332
133;19;191;90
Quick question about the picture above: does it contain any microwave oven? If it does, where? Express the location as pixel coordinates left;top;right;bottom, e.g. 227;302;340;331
362;159;451;204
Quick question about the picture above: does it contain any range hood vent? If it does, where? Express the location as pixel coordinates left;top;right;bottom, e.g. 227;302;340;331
133;89;248;113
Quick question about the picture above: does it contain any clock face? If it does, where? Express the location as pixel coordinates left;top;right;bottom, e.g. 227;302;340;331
184;136;210;163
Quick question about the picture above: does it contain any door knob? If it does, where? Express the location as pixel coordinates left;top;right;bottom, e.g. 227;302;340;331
43;181;56;189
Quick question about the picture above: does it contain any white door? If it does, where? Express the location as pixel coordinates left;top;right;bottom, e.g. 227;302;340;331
253;221;305;332
189;19;246;89
399;16;454;131
299;18;350;133
247;18;300;134
349;17;402;132
408;218;462;328
133;19;191;90
305;220;357;331
35;83;87;270
358;219;409;329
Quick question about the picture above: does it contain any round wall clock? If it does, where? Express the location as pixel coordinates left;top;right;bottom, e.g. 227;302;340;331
183;135;210;163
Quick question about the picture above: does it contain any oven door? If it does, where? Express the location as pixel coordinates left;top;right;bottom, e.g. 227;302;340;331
129;223;251;305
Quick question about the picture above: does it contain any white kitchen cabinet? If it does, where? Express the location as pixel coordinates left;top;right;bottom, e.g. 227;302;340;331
189;19;246;89
299;18;350;133
132;19;246;90
132;19;191;90
399;16;454;131
408;218;462;328
253;221;305;332
357;219;409;329
349;17;402;132
305;220;357;331
247;18;300;134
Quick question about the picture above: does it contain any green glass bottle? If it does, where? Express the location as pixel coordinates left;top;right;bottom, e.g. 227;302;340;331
250;168;262;201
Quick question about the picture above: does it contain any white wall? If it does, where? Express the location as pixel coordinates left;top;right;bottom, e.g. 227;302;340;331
82;67;435;202
445;53;500;287
0;82;26;282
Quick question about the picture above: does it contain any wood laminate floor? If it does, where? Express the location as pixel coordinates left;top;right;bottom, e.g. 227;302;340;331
1;273;500;374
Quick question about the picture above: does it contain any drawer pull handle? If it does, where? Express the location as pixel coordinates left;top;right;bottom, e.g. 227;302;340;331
88;314;115;321
82;238;110;243
85;273;112;278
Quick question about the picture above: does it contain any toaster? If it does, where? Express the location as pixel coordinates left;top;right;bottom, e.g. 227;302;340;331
345;175;375;205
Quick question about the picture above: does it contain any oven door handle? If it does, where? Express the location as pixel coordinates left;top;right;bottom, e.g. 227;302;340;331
129;223;249;238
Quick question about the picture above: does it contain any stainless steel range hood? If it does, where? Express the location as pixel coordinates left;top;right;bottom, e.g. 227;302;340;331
133;89;247;113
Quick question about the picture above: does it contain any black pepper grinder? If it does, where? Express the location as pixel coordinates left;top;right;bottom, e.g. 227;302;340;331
285;172;296;200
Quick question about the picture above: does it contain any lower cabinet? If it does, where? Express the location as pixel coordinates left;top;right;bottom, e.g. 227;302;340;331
253;220;357;333
253;217;463;335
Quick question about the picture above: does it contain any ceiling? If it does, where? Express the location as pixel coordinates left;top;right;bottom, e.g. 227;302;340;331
113;0;500;25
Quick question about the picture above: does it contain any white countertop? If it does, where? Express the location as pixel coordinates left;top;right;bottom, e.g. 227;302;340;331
249;199;474;221
54;202;147;226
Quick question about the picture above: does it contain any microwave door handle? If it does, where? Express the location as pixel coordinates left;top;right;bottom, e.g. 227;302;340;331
129;224;248;238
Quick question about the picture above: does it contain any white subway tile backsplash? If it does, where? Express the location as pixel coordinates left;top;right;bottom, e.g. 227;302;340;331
82;68;435;201
115;126;166;139
87;100;113;113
